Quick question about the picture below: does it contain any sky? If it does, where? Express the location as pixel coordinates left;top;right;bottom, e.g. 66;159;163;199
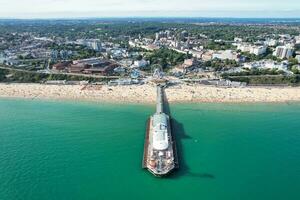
0;0;299;18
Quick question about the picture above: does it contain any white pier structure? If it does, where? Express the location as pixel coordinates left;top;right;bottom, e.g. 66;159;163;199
143;86;178;176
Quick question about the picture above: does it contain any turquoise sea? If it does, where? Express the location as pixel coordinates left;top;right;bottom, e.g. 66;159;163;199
0;99;299;200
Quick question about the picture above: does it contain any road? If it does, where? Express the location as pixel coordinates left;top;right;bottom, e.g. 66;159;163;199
0;65;119;79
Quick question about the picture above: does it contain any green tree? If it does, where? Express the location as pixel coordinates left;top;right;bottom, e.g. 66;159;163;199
291;66;300;74
288;58;299;66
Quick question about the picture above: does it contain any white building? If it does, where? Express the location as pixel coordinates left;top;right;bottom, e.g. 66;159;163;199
237;43;251;52
234;37;243;43
152;113;169;151
237;43;267;55
128;40;137;47
132;59;149;68
264;39;278;47
251;46;267;55
90;40;101;51
244;60;287;71
212;50;239;61
76;39;102;51
189;49;204;59
155;31;172;41
109;49;125;58
273;45;294;59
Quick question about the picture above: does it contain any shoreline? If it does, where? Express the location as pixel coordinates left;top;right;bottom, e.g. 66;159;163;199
1;83;300;104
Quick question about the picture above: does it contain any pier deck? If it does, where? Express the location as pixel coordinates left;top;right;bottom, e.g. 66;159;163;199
142;86;179;176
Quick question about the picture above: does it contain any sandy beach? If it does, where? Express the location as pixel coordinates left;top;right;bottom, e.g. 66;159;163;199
0;83;300;103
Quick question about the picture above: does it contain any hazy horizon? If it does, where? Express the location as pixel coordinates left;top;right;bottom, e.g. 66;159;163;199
1;16;300;20
0;0;299;19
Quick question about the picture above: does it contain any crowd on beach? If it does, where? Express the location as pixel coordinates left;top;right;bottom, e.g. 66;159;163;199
1;83;300;103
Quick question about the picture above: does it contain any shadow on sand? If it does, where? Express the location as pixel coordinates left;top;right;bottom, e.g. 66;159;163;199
162;88;215;180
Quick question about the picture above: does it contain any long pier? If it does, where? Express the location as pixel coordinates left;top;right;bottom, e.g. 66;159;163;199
142;86;179;176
